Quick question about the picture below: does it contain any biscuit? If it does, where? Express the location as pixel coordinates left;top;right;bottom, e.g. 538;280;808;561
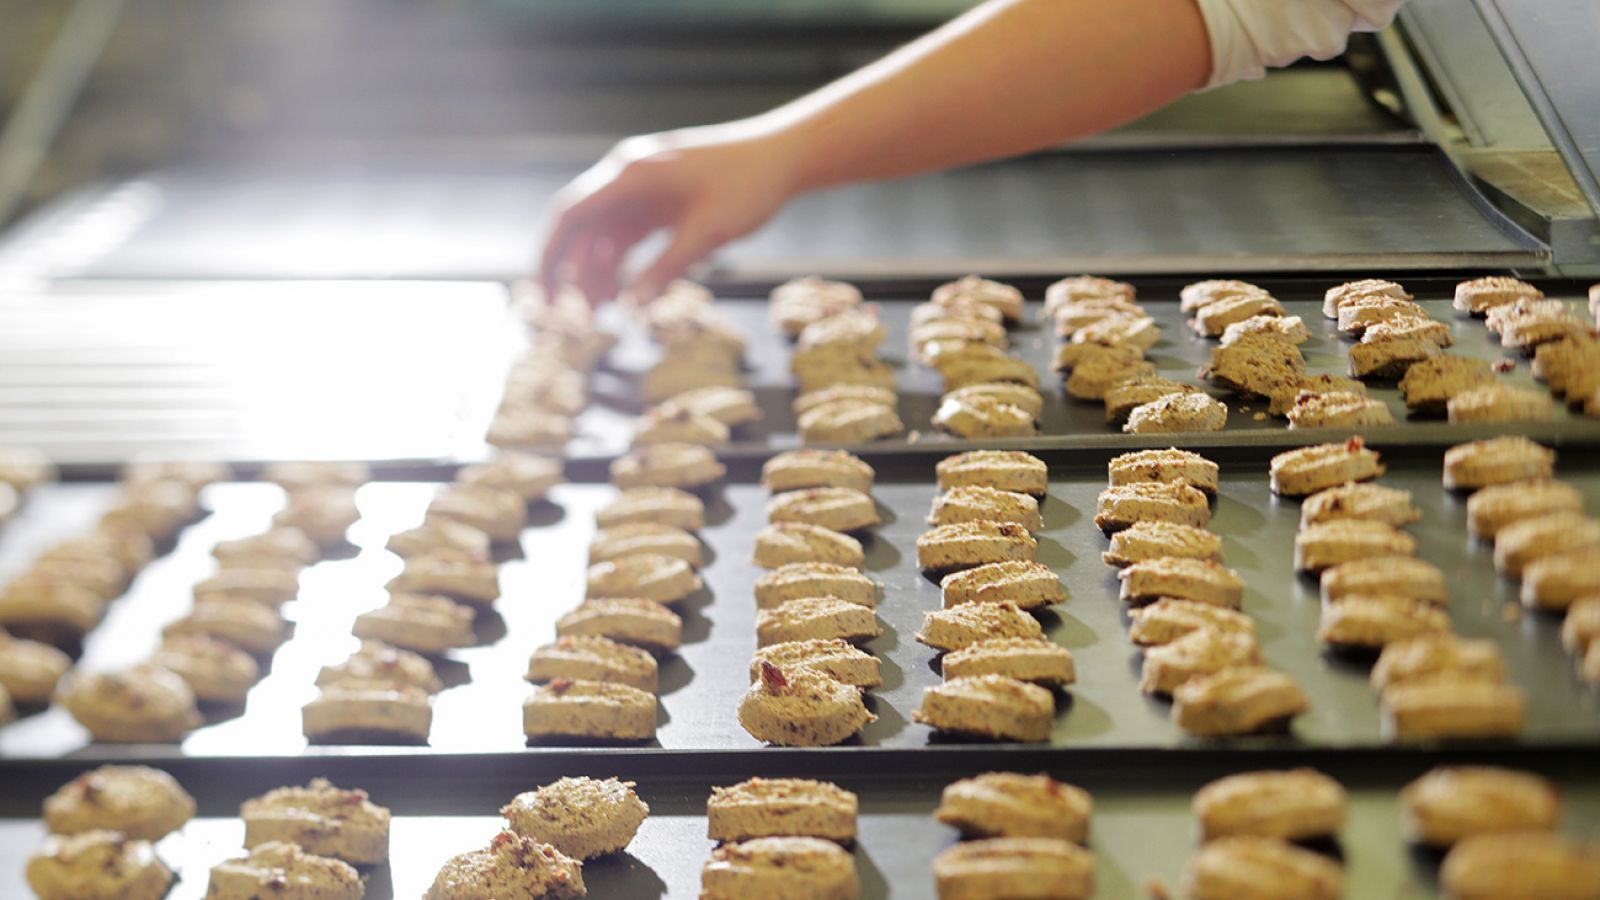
933;275;1025;322
208;841;363;900
936;345;1040;390
1448;383;1555;424
271;485;362;546
770;277;862;335
587;554;701;604
1173;667;1309;737
791;387;897;421
426;484;526;542
942;638;1076;686
1533;335;1600;396
1052;301;1143;338
933;837;1094;900
60;666;201;743
0;628;72;703
929;487;1043;531
0;446;56;491
740;662;874;746
151;634;261;703
702;836;859;900
1493;512;1600;578
1124;392;1229;433
935;773;1092;842
1094;481;1211;532
1060;345;1156;400
425;830;584;900
633;403;731;447
1498;308;1589;351
1266;374;1369;417
1107;448;1220;495
457;452;564;502
523;678;656;742
936;450;1049;496
1444;437;1555;491
1298;481;1420;528
768;487;880;532
302;681;432;743
1047;274;1136;312
762;449;875;495
1362;315;1454;348
668;385;762;428
1318;595;1450;649
1294;519;1417;572
214;527;320;569
1181;279;1266;314
1201;334;1306;399
243;779;390;864
1071;314;1161;352
1128;599;1255;646
707;778;858;843
99;482;198;542
756;596;881;647
385;518;491;561
43;766;195;840
352;593;475;655
1453;275;1544;314
1269;437;1384;496
0;574;106;641
939;560;1064;609
610;442;726;490
917;601;1043;652
911;314;1007;359
318;640;441;694
389;552;501;606
1103;520;1223;567
801;307;886;351
941;382;1045;420
1466;479;1583;538
1522;549;1600;611
504;776;648;860
1103;375;1199;424
1369;630;1504;695
1285;390;1395;429
913;674;1054;742
1350;335;1441;379
595;486;706;531
26;830;173;900
791;349;895;396
1183;836;1341;900
1119;558;1244;608
1338;297;1429;336
1440;832;1600;900
798;398;904;444
917;521;1037;573
1321;556;1446;606
1139;629;1261;695
589;522;703;567
263;461;368;493
750;639;882;688
1220;315;1309;346
642;352;740;404
527;635;659;692
1194;293;1286;337
1563;596;1600;654
1323;279;1411;318
1381;678;1525;740
1401;767;1559;846
1193;769;1345;841
556;598;683;652
933;393;1038;438
755;562;877;609
753;522;866;570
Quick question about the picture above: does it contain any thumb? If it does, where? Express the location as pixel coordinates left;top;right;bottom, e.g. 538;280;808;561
628;213;727;304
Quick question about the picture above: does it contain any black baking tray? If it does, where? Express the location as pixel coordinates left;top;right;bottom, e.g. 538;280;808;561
0;747;1595;899
4;436;1598;761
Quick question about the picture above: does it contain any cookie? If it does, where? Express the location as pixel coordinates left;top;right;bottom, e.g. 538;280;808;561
457;453;564;502
43;766;195;840
60;666;201;743
1448;383;1555;424
1453;275;1543;314
1299;481;1420;528
1318;595;1450;649
587;554;702;604
589;522;703;567
1128;599;1255;646
912;318;1007;363
1440;832;1600;900
1124;392;1229;433
595;486;706;531
762;449;875;495
770;277;863;335
755;562;877;610
271;485;362;546
25;831;173;900
0;574;106;641
1493;512;1600;577
1269;438;1384;496
633;403;732;447
1286;390;1395;429
242;779;390;864
214;527;320;569
317;640;441;693
208;841;363;900
935;773;1092;842
798;398;904;443
753;522;866;570
750;639;882;688
1324;279;1411;318
1094;481;1211;532
610;442;726;490
385;518;491;561
527;635;659;692
262;461;367;493
1337;297;1429;337
913;674;1054;742
1103;521;1223;567
1107;448;1220;495
1059;344;1156;400
942;638;1076;686
1522;549;1600;611
150;634;261;703
933;393;1037;438
1321;557;1446;606
0;627;72;703
1174;667;1310;737
642;352;740;404
1053;301;1144;338
1498;308;1589;351
1220;315;1309;347
1181;279;1266;314
302;681;433;743
1466;479;1584;538
1267;374;1369;417
1119;558;1244;608
523;678;656;742
936;450;1049;496
0;446;56;491
1294;519;1417;572
1364;315;1454;348
707;778;858;843
932;275;1025;322
768;487;880;532
1194;293;1285;337
352;593;475;655
668;386;762;428
1047;274;1136;312
1193;769;1344;842
424;830;584;900
1350;334;1441;379
503;776;648;860
756;596;881;647
939;560;1064;609
928;487;1043;531
1372;633;1505;694
801;307;886;351
740;662;874;746
389;552;501;606
933;838;1094;900
1401;767;1559;847
556;598;683;652
1380;678;1525;740
1201;334;1306;398
1103;376;1199;424
702;836;859;900
793;385;897;418
1139;629;1261;695
943;382;1045;420
1183;836;1341;900
1533;335;1600;396
917;521;1037;573
426;484;526;542
1562;596;1600;655
1444;436;1556;491
1071;314;1161;352
791;348;895;396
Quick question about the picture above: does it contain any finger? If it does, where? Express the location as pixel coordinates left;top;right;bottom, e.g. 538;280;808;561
536;181;615;299
574;235;622;306
628;215;725;305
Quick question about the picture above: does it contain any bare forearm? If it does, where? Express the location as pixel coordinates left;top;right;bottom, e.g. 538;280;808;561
762;0;1211;193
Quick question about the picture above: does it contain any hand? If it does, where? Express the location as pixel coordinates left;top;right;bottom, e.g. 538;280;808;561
538;122;801;305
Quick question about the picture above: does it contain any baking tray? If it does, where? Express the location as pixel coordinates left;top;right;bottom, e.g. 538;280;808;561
0;747;1594;899
4;436;1598;761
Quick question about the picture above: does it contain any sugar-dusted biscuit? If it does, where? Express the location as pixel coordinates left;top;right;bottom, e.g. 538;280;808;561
213;527;319;569
1124;392;1229;434
523;678;656;742
273;485;362;546
457;452;564;502
1440;832;1600;900
1453;275;1543;314
389;552;500;606
942;638;1075;686
43;766;195;840
1323;279;1411;318
707;778;858;844
1129;599;1255;646
1493;512;1600;578
1398;355;1497;413
1220;314;1309;346
933;837;1094;900
424;830;584;900
1448;384;1555;424
1183;836;1341;900
928;486;1042;532
913;675;1054;742
756;596;881;647
936;450;1048;496
1139;629;1261;695
944;382;1045;420
352;593;475;655
595;486;706;531
302;681;432;743
755;562;876;610
631;406;730;448
1118;557;1244;608
1103;376;1199;424
1286;391;1394;430
1108;448;1220;494
1269;437;1384;497
1562;596;1600;655
555;598;683;652
1294;519;1417;572
1071;314;1160;352
208;841;362;900
1371;634;1505;694
1173;667;1309;737
1338;297;1429;337
739;663;874;747
586;553;701;604
503;776;648;860
750;639;881;688
1443;437;1554;491
317;640;441;694
1266;374;1369;417
761;449;874;495
701;836;859;900
1522;549;1600;611
1299;481;1420;528
1055;343;1155;400
770;277;862;335
1193;769;1346;841
935;773;1092;842
1381;679;1525;741
385;518;491;562
610;442;725;490
933;394;1037;438
26;831;173;900
939;560;1064;609
1466;479;1584;539
0;627;72;703
768;487;880;533
1401;767;1559;847
527;635;659;692
916;601;1043;652
1349;335;1440;379
1193;293;1285;337
917;521;1037;573
242;779;390;864
426;484;526;542
589;522;702;567
1181;279;1266;314
150;634;261;703
753;523;866;570
1095;481;1211;532
793;385;897;419
798;398;904;444
1321;556;1446;606
1102;520;1223;567
60;666;201;743
933;275;1025;322
668;385;761;428
1318;595;1450;650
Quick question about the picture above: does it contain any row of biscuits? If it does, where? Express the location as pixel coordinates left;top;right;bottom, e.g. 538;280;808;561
919;276;1044;439
0;448;56;530
741;449;883;746
633;281;762;446
912;451;1072;742
1527;282;1600;417
1095;448;1312;736
1052;276;1234;434
771;277;905;443
0;451;71;722
495;285;618;450
1465;276;1600;422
